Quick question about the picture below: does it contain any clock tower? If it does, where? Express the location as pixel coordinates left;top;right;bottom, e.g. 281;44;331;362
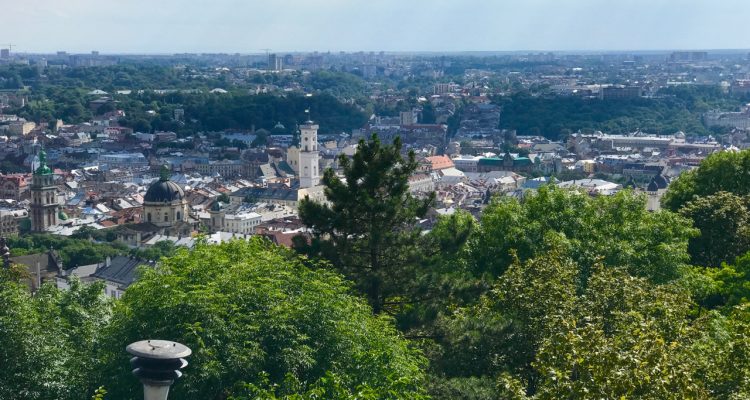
298;118;320;189
30;148;59;232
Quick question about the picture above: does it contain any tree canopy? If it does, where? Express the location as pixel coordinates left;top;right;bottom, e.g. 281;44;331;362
95;238;426;399
473;186;696;284
0;238;426;399
663;149;750;211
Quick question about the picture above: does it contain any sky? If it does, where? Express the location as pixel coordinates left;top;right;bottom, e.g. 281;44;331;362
1;0;749;54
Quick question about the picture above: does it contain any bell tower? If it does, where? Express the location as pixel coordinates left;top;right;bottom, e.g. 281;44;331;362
30;148;59;232
299;114;319;189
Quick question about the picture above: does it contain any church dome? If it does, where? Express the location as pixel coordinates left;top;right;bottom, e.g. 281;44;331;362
144;166;184;203
144;180;184;203
653;172;668;189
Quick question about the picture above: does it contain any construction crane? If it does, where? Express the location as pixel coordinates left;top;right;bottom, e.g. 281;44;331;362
1;43;15;54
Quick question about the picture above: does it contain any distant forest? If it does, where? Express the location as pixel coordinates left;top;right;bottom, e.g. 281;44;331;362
497;85;745;139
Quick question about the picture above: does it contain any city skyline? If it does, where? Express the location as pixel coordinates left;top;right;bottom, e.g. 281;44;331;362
2;0;750;54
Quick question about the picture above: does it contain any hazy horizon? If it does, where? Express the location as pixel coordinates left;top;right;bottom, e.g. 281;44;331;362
2;0;750;54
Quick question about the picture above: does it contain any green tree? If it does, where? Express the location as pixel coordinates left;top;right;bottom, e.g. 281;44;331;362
473;185;696;284
130;240;179;261
497;263;706;399
96;238;426;399
438;246;750;399
0;277;110;400
295;135;434;314
663;149;750;211
679;192;750;267
217;193;230;203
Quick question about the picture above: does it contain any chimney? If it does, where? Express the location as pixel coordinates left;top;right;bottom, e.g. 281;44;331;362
126;340;191;400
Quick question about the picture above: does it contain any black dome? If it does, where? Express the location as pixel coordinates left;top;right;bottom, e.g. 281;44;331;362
144;180;184;203
653;173;668;189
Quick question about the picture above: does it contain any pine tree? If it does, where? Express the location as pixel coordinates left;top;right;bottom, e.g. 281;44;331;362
295;134;434;313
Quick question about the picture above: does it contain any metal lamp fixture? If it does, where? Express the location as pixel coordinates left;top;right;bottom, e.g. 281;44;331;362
126;340;191;400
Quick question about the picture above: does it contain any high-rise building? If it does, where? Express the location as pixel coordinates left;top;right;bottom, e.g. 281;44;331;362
283;54;294;67
30;149;59;232
268;53;283;71
0;49;9;59
298;119;320;188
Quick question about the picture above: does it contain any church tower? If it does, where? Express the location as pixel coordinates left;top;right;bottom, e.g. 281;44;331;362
30;148;59;232
299;117;320;189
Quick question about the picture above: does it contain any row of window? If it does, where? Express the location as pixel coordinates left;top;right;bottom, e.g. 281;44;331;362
146;211;182;222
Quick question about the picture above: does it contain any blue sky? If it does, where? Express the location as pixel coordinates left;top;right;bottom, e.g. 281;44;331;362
2;0;749;53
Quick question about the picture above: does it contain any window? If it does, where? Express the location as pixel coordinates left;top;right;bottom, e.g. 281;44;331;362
164;213;168;222
147;213;151;222
177;211;181;221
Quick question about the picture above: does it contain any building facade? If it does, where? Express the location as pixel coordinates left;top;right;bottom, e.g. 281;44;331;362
0;174;28;201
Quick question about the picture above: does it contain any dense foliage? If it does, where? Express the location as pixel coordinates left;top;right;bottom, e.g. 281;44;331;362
0;239;426;399
185;92;367;134
473;186;695;284
7;233;126;268
0;272;110;400
663;149;750;211
663;149;750;267
497;85;740;139
96;238;425;399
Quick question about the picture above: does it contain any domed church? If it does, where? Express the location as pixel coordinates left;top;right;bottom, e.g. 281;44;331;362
114;166;197;247
143;166;189;228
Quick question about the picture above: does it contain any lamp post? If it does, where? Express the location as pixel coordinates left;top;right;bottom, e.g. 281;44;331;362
126;340;191;400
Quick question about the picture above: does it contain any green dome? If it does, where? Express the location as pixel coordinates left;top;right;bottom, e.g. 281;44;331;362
35;165;52;175
58;211;68;221
35;148;53;175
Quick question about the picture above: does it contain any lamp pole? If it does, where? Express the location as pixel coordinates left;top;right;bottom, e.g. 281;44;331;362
126;340;191;400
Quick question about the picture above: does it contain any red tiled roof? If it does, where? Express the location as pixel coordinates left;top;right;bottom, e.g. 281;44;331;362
426;155;455;171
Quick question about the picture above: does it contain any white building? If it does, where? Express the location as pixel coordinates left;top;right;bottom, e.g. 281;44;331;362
223;211;262;235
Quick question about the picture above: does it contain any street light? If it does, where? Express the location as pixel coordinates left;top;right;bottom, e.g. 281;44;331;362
126;340;191;400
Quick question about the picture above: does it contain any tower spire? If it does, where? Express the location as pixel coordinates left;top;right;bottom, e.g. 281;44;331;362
35;144;52;175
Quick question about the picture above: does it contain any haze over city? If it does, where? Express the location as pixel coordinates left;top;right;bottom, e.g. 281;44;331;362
2;0;750;53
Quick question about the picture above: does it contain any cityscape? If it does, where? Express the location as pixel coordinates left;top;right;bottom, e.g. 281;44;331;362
3;1;750;399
